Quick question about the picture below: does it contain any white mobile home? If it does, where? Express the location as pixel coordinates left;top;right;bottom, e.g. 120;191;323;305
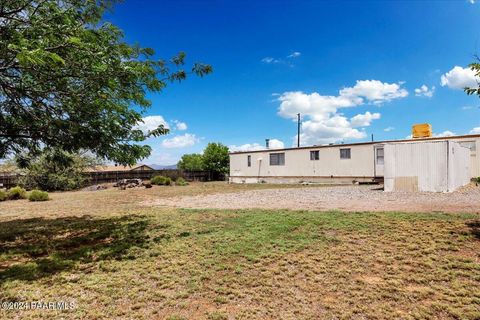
229;134;480;188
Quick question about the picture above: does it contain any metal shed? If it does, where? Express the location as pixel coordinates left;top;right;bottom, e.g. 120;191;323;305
384;140;470;192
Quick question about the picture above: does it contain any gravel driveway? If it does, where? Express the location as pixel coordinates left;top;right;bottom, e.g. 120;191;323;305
145;184;480;213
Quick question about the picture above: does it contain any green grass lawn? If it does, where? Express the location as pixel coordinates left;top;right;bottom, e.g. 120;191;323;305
0;184;479;319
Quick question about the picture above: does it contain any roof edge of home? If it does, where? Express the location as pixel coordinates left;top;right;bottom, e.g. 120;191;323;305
229;134;480;155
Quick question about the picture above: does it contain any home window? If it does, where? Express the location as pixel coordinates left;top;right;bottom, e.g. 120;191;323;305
310;150;319;160
247;155;251;167
376;148;384;165
340;148;351;159
269;153;285;166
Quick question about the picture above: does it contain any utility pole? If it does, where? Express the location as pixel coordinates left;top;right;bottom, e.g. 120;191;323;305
297;113;301;147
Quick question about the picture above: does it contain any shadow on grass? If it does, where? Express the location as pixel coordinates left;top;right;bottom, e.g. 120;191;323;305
0;215;150;283
467;220;480;240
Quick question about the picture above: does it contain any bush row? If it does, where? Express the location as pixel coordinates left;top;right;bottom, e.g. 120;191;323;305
150;176;188;186
0;187;49;202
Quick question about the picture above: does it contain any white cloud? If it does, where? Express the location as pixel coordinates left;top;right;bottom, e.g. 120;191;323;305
414;84;435;97
174;121;187;131
229;139;285;152
262;52;301;66
350;112;381;127
277;80;407;145
384;126;395;132
145;150;178;165
433;130;455;137
440;66;479;89
406;131;455;139
268;139;285;149
299;118;366;145
339;80;408;104
470;127;480;134
469;0;476;4
287;52;301;58
462;105;474;110
229;143;263;152
134;115;169;134
261;57;281;64
161;133;199;148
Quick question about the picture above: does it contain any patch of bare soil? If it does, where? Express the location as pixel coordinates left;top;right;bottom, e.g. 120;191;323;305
144;184;480;213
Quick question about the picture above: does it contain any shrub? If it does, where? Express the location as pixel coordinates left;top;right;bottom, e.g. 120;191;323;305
7;186;27;200
151;176;172;186
0;190;6;201
151;175;166;185
28;190;49;201
176;177;188;186
476;177;480;183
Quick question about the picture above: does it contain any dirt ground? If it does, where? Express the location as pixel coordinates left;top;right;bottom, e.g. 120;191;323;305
145;183;480;213
1;182;479;319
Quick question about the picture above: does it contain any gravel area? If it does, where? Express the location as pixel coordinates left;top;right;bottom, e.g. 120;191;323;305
144;184;480;213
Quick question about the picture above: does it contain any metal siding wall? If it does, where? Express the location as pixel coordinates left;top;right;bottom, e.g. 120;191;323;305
383;145;395;192
230;136;480;184
384;141;448;192
229;144;376;179
447;142;470;191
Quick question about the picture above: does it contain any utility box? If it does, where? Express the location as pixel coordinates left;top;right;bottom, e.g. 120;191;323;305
384;141;470;192
412;123;432;138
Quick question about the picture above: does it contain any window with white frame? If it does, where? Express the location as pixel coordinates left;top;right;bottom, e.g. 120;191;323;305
310;150;320;160
269;153;285;166
340;148;351;159
376;147;384;165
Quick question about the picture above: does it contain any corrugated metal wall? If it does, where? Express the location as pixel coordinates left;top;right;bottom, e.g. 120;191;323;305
230;144;376;180
384;141;470;192
448;141;470;191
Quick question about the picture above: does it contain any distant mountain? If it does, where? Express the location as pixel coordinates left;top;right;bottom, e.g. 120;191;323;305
149;164;177;170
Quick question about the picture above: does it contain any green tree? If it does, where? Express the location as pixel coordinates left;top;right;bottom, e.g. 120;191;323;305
202;143;229;175
0;0;212;165
177;153;204;171
18;149;101;191
465;59;480;96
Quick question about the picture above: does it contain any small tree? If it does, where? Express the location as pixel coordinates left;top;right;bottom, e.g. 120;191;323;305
18;149;101;191
177;154;204;171
202;143;229;176
465;59;480;96
0;0;212;165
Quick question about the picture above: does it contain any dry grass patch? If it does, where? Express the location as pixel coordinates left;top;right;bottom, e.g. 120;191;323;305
0;182;326;219
0;184;479;319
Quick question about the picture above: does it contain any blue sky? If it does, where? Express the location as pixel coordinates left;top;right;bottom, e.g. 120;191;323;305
106;0;480;165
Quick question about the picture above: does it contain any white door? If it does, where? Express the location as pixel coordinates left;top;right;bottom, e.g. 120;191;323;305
374;146;384;177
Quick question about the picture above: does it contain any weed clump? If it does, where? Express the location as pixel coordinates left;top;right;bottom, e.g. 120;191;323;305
175;177;188;186
151;176;172;186
28;190;49;201
7;186;27;200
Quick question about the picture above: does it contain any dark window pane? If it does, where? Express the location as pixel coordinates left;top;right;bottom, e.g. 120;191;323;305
376;148;384;165
270;153;285;166
340;148;351;159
